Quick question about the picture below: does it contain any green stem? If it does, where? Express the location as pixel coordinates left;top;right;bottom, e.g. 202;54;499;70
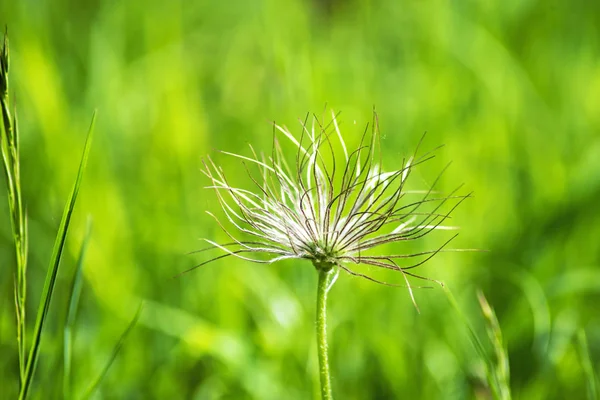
316;268;335;400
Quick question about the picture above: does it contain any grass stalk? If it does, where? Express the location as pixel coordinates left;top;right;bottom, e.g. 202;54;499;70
1;29;28;386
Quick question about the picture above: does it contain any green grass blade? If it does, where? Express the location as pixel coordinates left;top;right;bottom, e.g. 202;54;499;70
477;290;512;400
18;112;96;400
63;217;93;400
443;286;502;399
577;329;598;400
81;303;144;400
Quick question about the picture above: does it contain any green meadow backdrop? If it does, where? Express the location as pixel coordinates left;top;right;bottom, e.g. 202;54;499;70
1;0;599;398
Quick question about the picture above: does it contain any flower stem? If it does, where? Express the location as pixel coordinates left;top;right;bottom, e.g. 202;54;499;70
316;268;335;400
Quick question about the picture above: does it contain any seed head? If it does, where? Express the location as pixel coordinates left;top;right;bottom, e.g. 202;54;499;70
192;110;470;308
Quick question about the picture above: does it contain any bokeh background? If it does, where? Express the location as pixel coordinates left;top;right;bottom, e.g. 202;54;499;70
1;0;600;398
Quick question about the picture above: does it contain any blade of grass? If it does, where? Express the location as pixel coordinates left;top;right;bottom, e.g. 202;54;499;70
443;285;502;399
477;290;511;400
81;303;144;400
576;329;598;400
18;112;96;400
63;217;93;400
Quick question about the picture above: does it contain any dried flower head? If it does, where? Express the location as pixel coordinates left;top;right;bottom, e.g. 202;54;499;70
192;111;470;307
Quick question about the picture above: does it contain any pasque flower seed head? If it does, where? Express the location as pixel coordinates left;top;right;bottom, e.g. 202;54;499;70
193;110;470;307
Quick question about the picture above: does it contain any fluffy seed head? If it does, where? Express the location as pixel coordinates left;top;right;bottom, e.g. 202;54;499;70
192;110;470;307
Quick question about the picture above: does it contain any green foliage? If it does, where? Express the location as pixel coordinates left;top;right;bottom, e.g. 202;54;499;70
1;0;600;399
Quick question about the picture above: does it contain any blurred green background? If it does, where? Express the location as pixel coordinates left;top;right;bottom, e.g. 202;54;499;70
1;0;600;398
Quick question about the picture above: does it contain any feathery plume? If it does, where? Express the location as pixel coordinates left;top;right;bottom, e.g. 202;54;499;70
192;110;470;307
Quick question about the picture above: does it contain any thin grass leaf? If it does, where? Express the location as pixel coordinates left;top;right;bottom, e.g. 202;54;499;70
477;290;511;400
443;286;502;399
19;112;96;400
63;217;93;400
81;303;144;400
577;329;598;400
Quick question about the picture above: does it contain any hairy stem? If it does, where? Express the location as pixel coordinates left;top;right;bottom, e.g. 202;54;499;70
316;268;336;400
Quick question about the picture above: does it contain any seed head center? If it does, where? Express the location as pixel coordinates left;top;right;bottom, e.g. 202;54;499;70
311;244;337;272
